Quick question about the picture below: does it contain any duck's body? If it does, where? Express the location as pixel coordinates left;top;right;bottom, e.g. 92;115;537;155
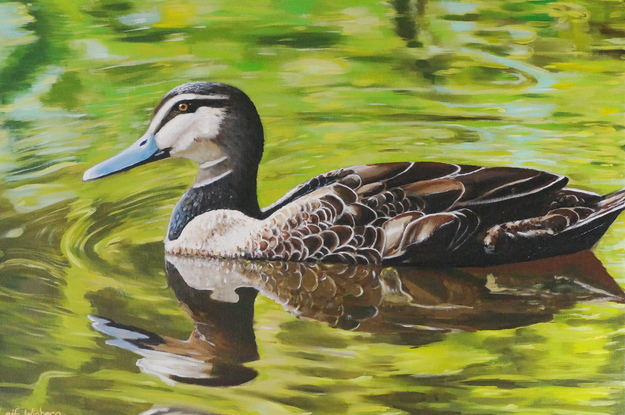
84;82;625;267
165;160;625;267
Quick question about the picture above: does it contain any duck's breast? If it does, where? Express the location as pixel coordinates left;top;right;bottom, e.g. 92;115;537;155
165;209;260;257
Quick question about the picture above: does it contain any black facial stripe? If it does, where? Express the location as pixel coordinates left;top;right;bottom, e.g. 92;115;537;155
154;99;229;134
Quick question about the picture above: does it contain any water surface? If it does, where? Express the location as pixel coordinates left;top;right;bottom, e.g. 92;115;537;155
1;1;624;414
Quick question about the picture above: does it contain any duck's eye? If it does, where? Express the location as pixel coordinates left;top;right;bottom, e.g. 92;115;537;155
178;103;189;112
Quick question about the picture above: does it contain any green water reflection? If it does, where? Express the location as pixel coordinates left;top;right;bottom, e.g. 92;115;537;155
0;0;624;414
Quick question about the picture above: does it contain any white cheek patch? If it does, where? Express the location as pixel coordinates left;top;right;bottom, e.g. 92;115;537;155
154;107;226;162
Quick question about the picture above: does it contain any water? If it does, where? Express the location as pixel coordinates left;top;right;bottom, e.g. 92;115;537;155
1;1;624;414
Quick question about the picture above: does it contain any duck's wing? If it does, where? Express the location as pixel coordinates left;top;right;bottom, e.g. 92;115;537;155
261;167;356;218
254;161;590;265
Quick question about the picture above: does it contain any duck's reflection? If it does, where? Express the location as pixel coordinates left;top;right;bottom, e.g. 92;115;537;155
90;265;259;387
91;252;624;387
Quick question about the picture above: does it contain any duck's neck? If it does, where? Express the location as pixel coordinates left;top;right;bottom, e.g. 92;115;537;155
167;163;261;241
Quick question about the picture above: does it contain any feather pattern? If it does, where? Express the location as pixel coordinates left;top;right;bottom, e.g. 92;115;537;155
166;161;624;266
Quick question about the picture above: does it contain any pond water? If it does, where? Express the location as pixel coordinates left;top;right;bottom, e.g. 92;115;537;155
1;0;624;414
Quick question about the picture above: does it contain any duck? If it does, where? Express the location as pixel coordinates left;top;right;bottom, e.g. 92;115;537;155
83;82;625;267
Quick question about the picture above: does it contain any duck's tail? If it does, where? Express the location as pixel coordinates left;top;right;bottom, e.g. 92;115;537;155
599;188;625;213
477;187;625;265
572;188;625;249
571;187;625;249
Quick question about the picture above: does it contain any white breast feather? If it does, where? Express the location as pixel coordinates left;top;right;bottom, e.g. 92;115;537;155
165;209;260;257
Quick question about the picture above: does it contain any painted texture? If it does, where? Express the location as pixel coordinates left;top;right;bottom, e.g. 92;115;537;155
0;0;624;414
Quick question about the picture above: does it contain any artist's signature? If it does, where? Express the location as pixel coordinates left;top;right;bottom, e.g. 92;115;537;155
2;409;62;415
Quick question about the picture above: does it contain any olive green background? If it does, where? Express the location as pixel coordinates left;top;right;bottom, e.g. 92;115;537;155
0;0;624;414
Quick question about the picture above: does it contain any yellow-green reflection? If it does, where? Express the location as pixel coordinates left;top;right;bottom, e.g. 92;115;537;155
0;0;624;414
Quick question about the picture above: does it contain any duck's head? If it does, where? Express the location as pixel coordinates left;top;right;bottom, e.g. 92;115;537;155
83;82;264;185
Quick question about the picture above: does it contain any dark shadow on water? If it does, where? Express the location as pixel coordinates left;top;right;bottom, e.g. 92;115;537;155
254;31;343;49
90;251;624;388
391;0;427;48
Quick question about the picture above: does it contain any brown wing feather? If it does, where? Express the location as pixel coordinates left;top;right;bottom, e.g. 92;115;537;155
254;162;617;266
455;167;567;206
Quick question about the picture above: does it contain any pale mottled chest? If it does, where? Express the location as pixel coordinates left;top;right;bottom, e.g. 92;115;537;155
165;209;260;257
